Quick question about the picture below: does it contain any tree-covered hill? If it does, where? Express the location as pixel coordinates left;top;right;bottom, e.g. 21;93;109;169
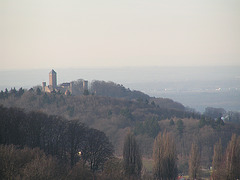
83;80;185;111
1;85;240;174
0;88;196;154
91;80;150;101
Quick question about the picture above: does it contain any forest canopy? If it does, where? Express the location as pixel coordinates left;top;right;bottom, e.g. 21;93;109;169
0;105;113;173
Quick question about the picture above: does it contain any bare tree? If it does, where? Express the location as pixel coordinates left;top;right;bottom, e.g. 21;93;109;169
123;132;142;179
82;128;113;173
212;139;223;179
153;131;178;180
67;120;86;167
188;143;200;180
225;134;240;180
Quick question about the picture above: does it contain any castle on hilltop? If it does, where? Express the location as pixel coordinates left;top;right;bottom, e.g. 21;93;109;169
42;69;88;95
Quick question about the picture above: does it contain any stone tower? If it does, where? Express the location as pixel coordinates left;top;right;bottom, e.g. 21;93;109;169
49;69;57;88
42;82;46;91
70;82;74;94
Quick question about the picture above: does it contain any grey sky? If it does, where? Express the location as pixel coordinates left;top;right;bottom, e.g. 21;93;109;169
1;0;240;69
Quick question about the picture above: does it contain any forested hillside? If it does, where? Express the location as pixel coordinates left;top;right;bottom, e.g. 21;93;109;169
1;86;240;176
0;105;113;168
0;88;200;155
89;80;185;111
91;80;150;100
0;105;115;179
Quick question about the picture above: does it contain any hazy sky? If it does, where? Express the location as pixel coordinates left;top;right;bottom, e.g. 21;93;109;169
1;0;240;69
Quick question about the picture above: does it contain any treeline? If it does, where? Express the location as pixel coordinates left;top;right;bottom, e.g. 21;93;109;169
115;131;240;180
0;105;113;173
0;131;177;180
212;135;240;180
203;106;240;124
157;117;240;173
0;87;25;99
0;144;120;180
1;86;240;124
91;80;150;100
1;132;239;179
0;87;201;122
0;145;69;179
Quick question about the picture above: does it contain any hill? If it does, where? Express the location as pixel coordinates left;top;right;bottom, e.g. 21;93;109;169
89;80;185;111
1;83;240;174
57;80;185;111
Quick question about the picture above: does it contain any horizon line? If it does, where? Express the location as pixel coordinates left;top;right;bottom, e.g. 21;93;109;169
1;65;240;71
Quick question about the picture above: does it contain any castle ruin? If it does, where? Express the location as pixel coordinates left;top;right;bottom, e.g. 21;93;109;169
42;69;88;95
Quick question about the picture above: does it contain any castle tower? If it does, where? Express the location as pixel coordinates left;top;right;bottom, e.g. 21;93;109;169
49;69;57;89
42;82;46;91
70;82;74;94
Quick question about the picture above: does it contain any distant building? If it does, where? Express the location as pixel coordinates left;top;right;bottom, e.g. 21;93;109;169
42;81;51;93
42;69;87;95
42;82;46;89
61;83;70;88
49;69;57;89
60;82;72;94
42;69;57;93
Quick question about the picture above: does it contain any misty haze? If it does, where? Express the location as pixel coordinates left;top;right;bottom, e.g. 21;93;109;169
1;0;240;179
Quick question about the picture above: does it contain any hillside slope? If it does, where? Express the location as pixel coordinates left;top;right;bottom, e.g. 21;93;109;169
1;85;240;173
89;80;185;111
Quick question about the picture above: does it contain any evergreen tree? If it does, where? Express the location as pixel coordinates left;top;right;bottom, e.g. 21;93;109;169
176;119;184;137
16;87;24;97
0;91;4;99
36;87;41;95
123;132;142;179
188;143;200;180
169;119;175;126
10;87;17;96
4;88;8;98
